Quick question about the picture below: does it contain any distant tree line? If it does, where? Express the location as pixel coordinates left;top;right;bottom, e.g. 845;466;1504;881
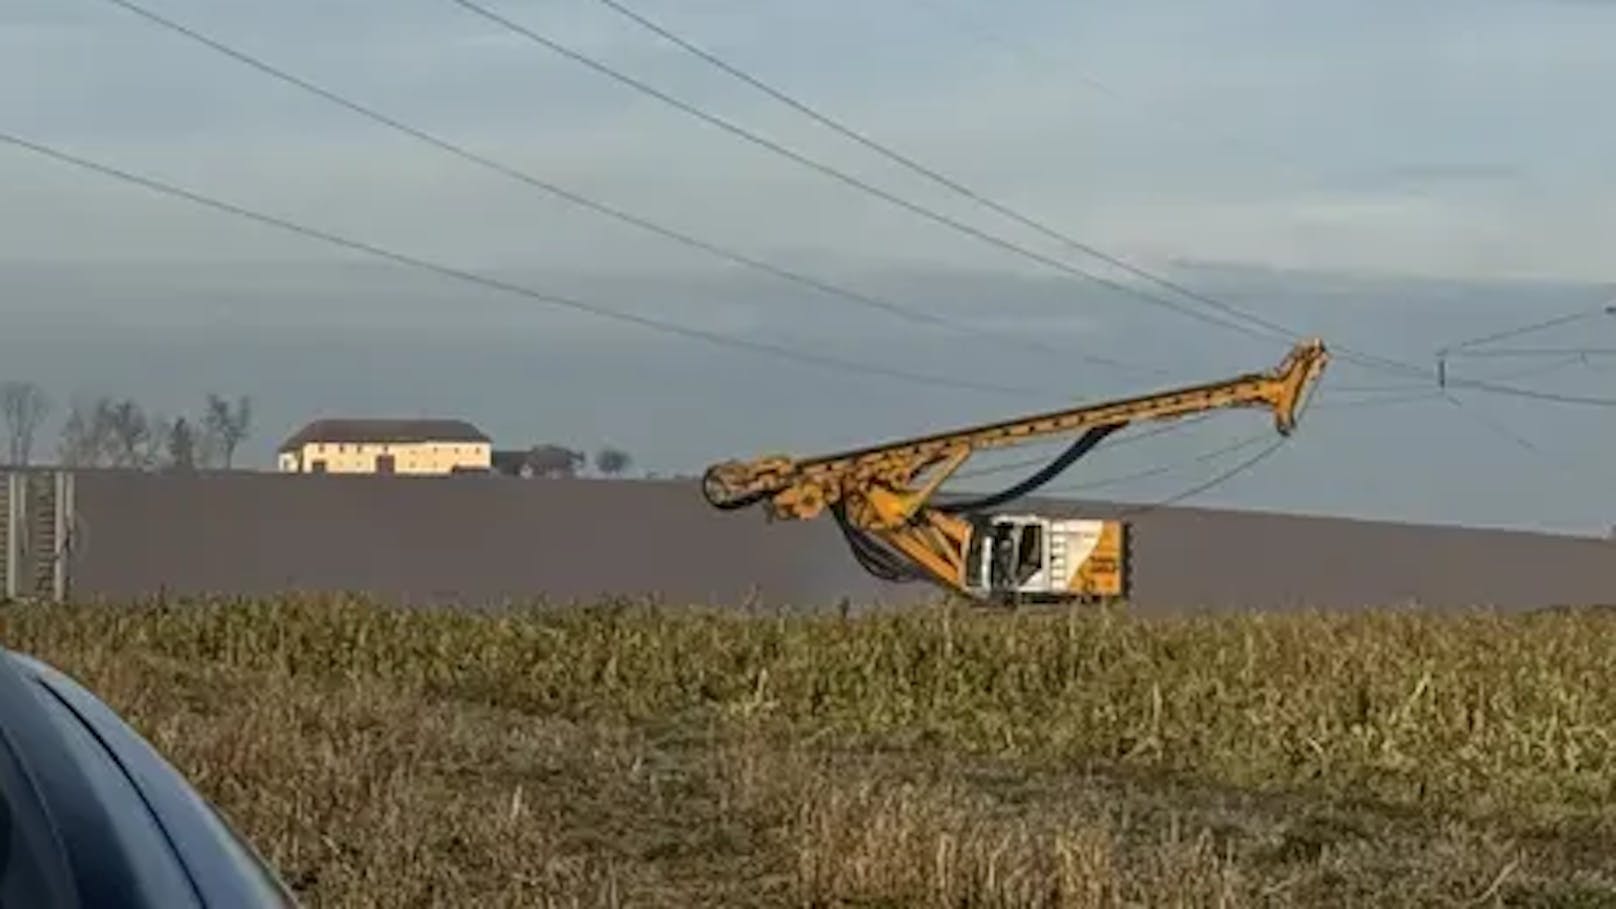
1;380;252;471
505;444;635;478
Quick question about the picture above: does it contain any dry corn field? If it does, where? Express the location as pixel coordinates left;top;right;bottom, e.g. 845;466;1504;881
4;597;1616;907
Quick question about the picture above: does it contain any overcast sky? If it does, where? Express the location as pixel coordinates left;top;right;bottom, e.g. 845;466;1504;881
3;0;1616;535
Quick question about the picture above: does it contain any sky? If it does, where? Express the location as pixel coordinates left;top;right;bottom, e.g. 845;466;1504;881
2;0;1616;535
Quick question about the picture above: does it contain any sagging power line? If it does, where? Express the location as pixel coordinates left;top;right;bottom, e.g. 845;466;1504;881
1437;301;1616;354
1117;435;1290;517
1444;348;1616;359
1435;300;1616;391
954;413;1219;482
92;0;1113;372
1047;432;1273;496
585;0;1305;348
0;130;1047;399
952;382;1444;500
446;0;1282;349
459;0;1531;395
77;1;1616;420
907;0;1616;405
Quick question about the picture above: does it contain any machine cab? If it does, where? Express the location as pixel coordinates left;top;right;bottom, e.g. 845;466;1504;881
962;513;1127;605
963;515;1050;600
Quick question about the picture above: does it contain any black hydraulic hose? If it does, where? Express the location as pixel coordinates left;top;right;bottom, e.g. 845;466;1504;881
831;503;923;582
939;424;1122;514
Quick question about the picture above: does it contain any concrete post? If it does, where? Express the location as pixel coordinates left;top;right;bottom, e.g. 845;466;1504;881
53;471;72;603
4;472;21;601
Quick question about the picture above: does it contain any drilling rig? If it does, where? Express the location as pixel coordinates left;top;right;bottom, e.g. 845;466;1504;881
701;338;1329;606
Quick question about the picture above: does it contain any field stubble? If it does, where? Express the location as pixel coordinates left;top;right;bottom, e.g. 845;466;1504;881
3;597;1616;906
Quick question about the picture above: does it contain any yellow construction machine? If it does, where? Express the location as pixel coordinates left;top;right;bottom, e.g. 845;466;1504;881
702;338;1329;606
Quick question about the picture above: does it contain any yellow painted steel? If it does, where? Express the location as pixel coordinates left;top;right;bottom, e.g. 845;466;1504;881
1066;522;1127;598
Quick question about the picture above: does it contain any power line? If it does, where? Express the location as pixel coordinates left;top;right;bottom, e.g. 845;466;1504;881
90;0;1616;417
1413;305;1616;405
952;412;1217;482
1317;354;1585;404
1436;301;1616;354
1117;435;1290;516
1444;355;1584;381
1343;367;1616;408
1045;432;1272;495
585;0;1306;348
1313;389;1446;410
1441;392;1550;460
0;129;1046;399
903;1;1492;385
446;0;1277;349
1443;377;1616;408
1112;361;1596;518
1444;347;1616;359
954;372;1447;489
451;1;1550;397
92;0;1089;369
1399;351;1587;398
1319;382;1434;396
903;0;1616;399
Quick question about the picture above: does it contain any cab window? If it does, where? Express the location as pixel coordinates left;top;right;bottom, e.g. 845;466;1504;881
1013;524;1042;585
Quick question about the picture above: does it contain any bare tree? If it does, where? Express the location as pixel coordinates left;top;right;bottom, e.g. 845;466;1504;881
194;424;222;469
204;393;252;469
594;446;633;477
0;381;50;467
166;416;198;471
104;399;152;468
58;396;116;467
144;412;176;470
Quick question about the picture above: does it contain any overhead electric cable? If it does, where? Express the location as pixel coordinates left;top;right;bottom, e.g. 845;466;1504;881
1501;354;1591;382
952;412;1217;482
579;0;1480;389
1441;392;1550;460
1435;345;1616;405
92;0;1101;368
585;5;1613;402
915;5;1616;413
1115;364;1327;513
1387;332;1616;407
446;0;1278;348
1437;301;1616;354
1443;347;1616;359
1117;435;1289;516
954;368;1464;488
0;130;1044;398
1398;351;1583;393
1046;432;1272;495
1441;378;1616;408
88;0;1615;412
909;1;1616;396
449;2;1527;392
586;0;1305;347
1313;389;1446;410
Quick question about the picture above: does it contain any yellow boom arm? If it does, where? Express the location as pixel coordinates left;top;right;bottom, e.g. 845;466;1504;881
701;338;1329;599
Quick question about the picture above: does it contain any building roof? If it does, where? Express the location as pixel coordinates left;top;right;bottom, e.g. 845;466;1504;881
278;418;490;452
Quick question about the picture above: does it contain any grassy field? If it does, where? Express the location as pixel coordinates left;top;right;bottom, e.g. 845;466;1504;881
4;597;1616;907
